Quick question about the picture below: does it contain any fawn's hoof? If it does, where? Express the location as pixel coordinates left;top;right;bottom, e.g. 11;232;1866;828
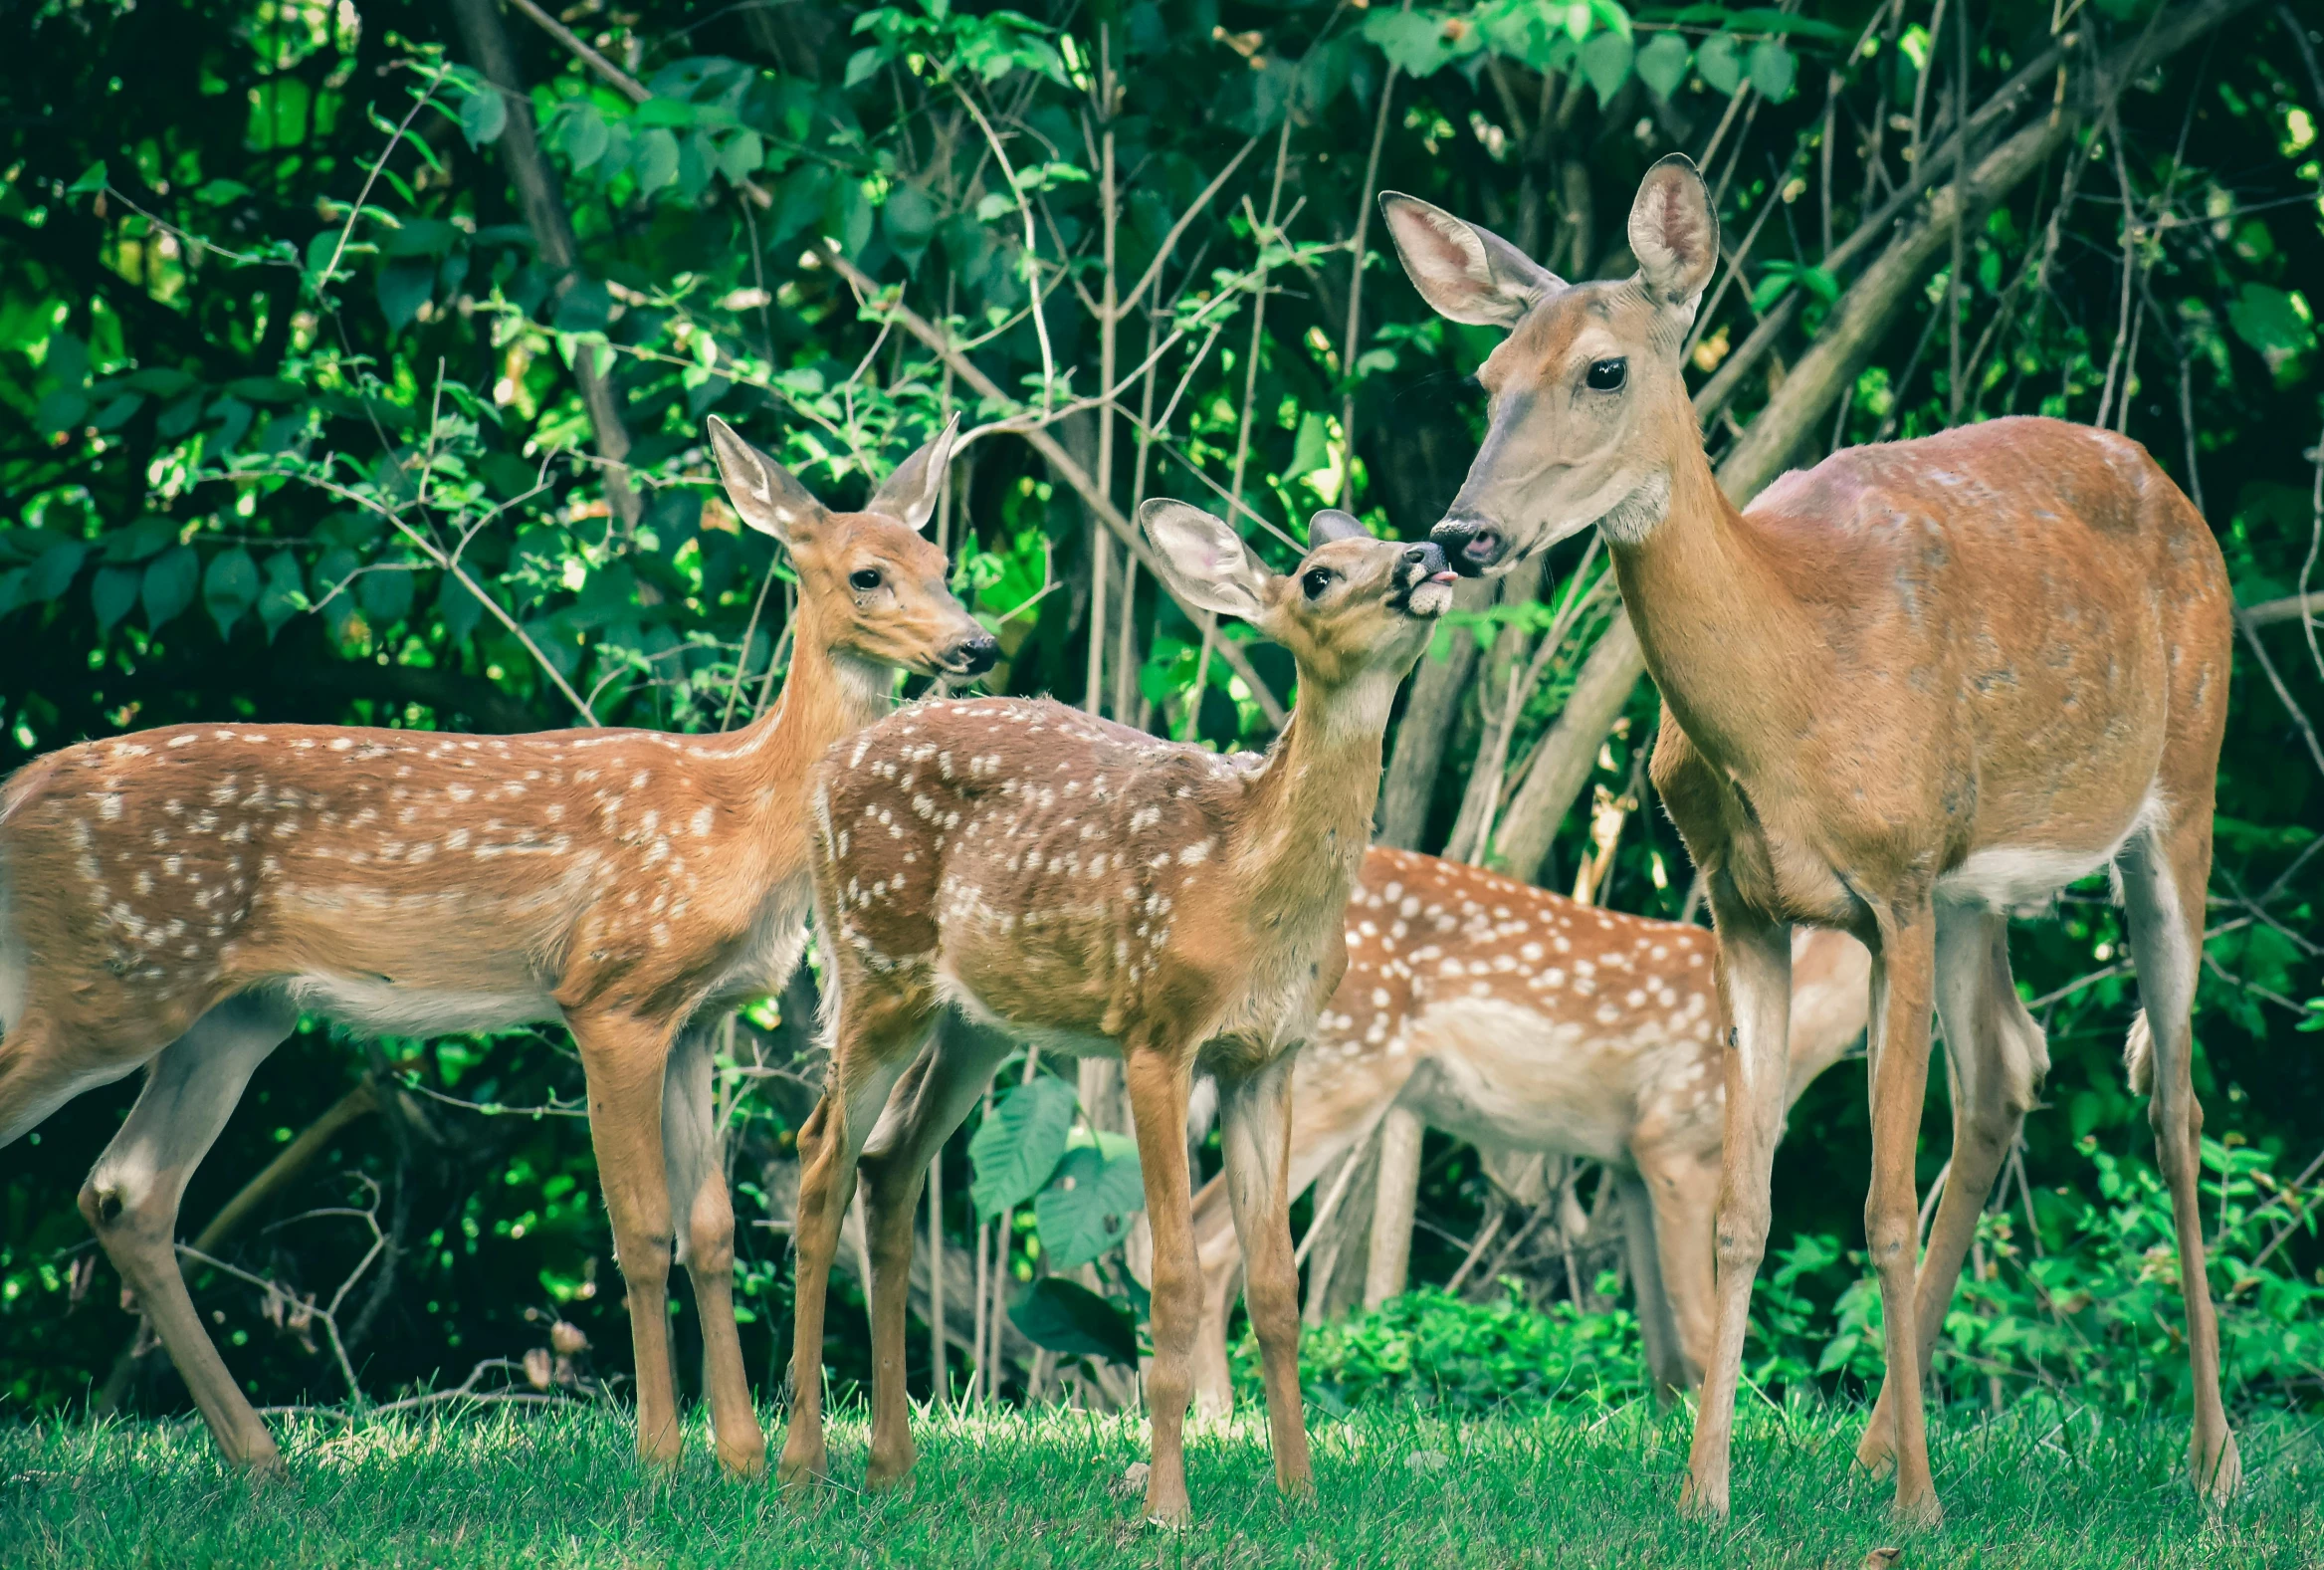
776;1450;828;1501
717;1434;768;1480
1678;1475;1729;1523
2195;1431;2242;1503
1890;1483;1944;1529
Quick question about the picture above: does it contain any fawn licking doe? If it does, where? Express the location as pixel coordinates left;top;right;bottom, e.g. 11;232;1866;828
785;501;1456;1523
1381;154;2239;1520
1189;847;1873;1415
0;415;994;1478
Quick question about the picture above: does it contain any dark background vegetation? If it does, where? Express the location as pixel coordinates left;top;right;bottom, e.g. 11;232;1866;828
0;0;2318;1427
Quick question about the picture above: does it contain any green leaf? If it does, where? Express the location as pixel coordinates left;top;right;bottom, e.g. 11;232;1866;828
141;545;201;629
1579;30;1634;106
358;563;415;624
632;97;698;128
844;46;886;89
436;566;487;644
1748;39;1796;103
1697;33;1743;96
1634;32;1692;100
1034;1140;1146;1269
634;127;681;195
967;1075;1077;1220
203;547;260;639
1006;1277;1138;1366
26;540;91;600
92;565;141;632
1362;10;1457;78
562;104;610;171
102;516;178;563
716;129;763;184
2226;283;2315;378
378;257;435;334
67;161;107;196
36;389;90;438
258;552;307;640
460;85;508;147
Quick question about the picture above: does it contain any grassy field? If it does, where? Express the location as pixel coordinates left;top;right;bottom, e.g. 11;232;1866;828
2;1398;2318;1569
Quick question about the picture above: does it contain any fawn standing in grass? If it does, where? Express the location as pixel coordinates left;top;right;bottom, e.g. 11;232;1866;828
0;416;994;1478
1189;847;1872;1413
784;501;1455;1523
1382;154;2237;1519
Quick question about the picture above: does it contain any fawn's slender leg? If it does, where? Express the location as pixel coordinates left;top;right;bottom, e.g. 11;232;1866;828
1215;1051;1312;1497
1858;907;2042;1475
1859;902;1941;1524
858;1015;1009;1488
1621;1151;1714;1397
663;1017;766;1477
77;994;297;1473
1189;1171;1242;1424
1125;1042;1200;1526
2119;815;2241;1501
1681;890;1792;1521
568;1008;687;1467
778;983;925;1494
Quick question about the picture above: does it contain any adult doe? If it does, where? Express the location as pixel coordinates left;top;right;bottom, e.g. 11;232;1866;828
1381;155;2238;1520
784;502;1455;1522
0;417;994;1478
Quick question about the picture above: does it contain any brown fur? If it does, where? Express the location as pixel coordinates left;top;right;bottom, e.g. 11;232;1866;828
1386;156;2238;1519
0;417;990;1478
1189;847;1871;1413
778;504;1454;1523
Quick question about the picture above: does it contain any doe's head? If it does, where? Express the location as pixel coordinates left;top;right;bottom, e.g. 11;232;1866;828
706;415;998;679
1139;501;1456;691
1379;154;1719;576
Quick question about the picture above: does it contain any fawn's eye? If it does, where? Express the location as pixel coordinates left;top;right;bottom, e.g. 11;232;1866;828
1302;568;1336;600
1585;357;1627;392
849;567;883;592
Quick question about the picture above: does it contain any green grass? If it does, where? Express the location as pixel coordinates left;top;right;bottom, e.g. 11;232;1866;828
3;1399;2319;1568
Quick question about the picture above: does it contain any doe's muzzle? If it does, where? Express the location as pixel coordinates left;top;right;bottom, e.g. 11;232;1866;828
1430;514;1507;575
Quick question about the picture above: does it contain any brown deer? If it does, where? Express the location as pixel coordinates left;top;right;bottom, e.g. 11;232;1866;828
0;416;994;1479
783;501;1455;1523
1188;846;1871;1414
1380;156;2238;1520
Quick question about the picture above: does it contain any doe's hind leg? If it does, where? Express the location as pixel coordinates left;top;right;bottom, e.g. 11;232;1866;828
79;994;299;1473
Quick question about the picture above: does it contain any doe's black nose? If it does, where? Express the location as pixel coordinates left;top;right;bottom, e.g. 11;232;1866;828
949;634;1001;676
1430;514;1505;575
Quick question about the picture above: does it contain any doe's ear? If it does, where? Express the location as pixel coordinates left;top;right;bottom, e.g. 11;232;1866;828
1628;154;1720;314
1378;193;1565;328
1307;508;1369;549
864;411;962;533
707;416;828;546
1139;499;1274;622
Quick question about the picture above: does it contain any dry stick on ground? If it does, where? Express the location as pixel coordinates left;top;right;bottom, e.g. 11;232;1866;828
813;244;1287;726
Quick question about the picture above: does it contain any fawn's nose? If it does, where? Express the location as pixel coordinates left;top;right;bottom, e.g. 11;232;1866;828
946;634;1001;676
1431;514;1506;575
1401;542;1452;580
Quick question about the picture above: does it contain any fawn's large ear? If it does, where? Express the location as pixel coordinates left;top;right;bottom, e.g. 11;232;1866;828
1307;508;1369;548
708;416;829;546
1378;193;1565;328
1140;499;1273;621
1628;154;1720;315
864;411;961;533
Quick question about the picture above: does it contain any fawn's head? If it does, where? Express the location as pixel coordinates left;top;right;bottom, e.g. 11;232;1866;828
1380;154;1720;576
707;415;998;679
1139;502;1456;695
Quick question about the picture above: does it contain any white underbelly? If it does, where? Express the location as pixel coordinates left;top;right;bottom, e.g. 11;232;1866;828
281;973;557;1036
1392;996;1640;1165
1936;790;2160;910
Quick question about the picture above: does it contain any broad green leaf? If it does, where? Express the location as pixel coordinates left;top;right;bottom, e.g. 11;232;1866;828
562;103;610;170
1033;1140;1146;1269
203;547;260;639
1635;32;1692;100
258;552;307;640
358;563;415;624
717;129;762;184
378;257;435;333
2226;283;2315;378
1006;1276;1139;1365
844;46;885;89
634;127;681;195
632;98;698;128
102;516;178;563
968;1075;1077;1219
142;545;201;629
1363;10;1457;78
460;85;508;147
68;161;107;195
1697;33;1743;96
1580;31;1634;106
26;540;91;600
436;565;487;644
1748;39;1796;103
883;182;941;269
92;565;140;632
36;390;89;437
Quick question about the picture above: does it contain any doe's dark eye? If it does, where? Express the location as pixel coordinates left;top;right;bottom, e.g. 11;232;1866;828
849;567;883;591
1585;357;1627;392
1302;567;1336;600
